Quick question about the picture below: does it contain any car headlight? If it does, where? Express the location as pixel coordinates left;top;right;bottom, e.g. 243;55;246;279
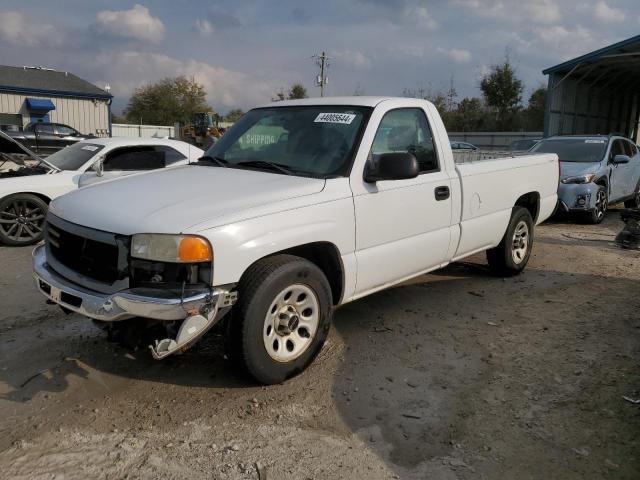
131;234;212;263
561;174;595;184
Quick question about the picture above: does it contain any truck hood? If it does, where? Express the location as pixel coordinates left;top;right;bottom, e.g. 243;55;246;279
49;165;326;235
560;161;601;179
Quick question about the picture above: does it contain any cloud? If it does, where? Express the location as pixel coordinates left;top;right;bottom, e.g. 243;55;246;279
95;4;165;43
530;25;599;59
452;0;560;25
443;48;472;63
355;0;437;28
594;1;625;23
404;5;437;29
195;19;214;36
291;7;311;24
333;50;372;69
96;51;277;109
204;12;242;30
0;11;57;47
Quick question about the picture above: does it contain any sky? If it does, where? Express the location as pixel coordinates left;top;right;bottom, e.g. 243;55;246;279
0;0;638;115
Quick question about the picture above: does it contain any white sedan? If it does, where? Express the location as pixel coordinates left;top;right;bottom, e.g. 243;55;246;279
0;136;204;246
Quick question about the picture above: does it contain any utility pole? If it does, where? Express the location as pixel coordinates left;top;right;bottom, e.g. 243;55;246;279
312;51;329;97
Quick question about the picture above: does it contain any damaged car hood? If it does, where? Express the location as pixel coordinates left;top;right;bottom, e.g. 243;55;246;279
49;165;327;235
560;161;601;180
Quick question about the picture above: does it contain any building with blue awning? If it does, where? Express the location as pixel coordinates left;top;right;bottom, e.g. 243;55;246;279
0;65;113;137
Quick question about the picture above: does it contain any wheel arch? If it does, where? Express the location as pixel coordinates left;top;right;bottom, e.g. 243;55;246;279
594;176;609;196
514;192;540;223
1;191;52;205
242;241;345;306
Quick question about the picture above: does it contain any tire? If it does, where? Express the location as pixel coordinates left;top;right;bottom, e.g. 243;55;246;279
587;185;608;224
486;207;534;276
624;185;640;209
0;193;48;246
227;254;332;384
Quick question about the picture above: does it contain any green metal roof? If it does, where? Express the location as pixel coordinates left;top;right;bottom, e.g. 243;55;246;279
543;34;640;75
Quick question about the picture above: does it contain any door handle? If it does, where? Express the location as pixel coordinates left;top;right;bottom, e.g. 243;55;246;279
435;185;450;201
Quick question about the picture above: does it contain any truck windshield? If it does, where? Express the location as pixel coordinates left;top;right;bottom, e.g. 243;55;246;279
46;143;104;171
203;106;371;177
530;139;606;163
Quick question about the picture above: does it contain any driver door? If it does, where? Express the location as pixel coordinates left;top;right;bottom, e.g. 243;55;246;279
78;147;166;187
353;107;453;295
608;139;630;201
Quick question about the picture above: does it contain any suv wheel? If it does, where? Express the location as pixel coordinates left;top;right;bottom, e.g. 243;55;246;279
588;186;608;224
227;254;332;384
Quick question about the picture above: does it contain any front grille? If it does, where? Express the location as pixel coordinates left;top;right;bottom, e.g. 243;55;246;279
46;222;122;284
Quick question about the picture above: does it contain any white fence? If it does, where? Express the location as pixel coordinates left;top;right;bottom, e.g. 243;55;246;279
111;123;176;138
449;131;543;151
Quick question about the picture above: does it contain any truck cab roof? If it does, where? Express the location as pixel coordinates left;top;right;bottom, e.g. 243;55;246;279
260;96;431;109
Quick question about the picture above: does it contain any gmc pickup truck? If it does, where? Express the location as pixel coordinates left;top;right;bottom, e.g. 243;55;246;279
33;97;559;384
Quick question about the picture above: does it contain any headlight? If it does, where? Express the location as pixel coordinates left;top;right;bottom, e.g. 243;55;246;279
561;174;595;184
131;234;212;263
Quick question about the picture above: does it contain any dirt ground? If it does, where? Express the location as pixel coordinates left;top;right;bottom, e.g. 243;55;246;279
0;208;639;480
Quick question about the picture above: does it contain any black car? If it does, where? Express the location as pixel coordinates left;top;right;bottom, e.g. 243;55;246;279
6;122;96;156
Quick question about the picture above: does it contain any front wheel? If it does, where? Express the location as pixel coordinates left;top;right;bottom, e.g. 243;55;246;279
486;207;534;276
227;254;333;384
587;186;608;224
0;193;48;246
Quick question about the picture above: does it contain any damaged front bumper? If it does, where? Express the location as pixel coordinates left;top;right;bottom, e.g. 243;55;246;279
32;244;237;359
557;182;600;212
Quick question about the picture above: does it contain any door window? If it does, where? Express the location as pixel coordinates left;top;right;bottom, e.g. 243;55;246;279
610;140;625;160
370;108;439;173
35;124;54;134
623;140;636;157
154;145;187;165
54;125;76;136
103;147;166;171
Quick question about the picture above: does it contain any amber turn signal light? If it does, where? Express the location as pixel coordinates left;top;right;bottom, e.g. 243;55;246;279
178;236;212;262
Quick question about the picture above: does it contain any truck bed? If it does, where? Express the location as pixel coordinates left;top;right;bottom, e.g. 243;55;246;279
452;150;528;164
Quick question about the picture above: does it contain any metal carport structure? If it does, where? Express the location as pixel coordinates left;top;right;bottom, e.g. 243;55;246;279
543;34;640;141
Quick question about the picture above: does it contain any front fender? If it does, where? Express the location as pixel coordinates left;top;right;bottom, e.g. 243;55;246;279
200;197;355;288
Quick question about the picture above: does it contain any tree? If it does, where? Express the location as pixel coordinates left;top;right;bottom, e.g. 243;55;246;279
402;83;454;128
480;58;523;130
272;83;309;101
111;113;128;124
449;97;486;132
287;83;308;99
523;87;546;131
224;108;245;123
125;76;210;125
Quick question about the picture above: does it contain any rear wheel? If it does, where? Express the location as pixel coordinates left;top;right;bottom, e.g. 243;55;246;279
587;186;607;224
227;254;332;384
486;207;534;276
624;185;640;209
0;193;47;246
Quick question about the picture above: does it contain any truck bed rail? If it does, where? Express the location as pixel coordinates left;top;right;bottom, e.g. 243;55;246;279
453;150;524;164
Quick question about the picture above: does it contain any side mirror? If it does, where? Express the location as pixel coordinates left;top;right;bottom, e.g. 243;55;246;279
91;157;104;177
364;152;419;183
613;154;630;165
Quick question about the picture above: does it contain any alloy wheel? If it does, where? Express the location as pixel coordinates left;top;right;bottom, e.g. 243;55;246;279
595;189;607;221
0;199;46;243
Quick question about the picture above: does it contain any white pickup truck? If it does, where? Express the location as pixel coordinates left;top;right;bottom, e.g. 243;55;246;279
33;97;558;384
